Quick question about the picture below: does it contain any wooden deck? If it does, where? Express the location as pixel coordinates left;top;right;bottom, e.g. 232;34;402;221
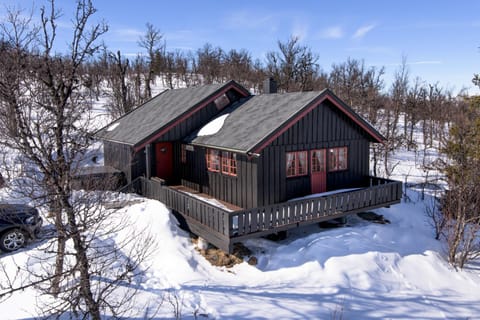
169;185;243;211
125;176;402;253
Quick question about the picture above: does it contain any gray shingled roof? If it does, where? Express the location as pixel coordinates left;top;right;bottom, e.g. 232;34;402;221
189;89;384;153
189;90;323;153
96;82;228;146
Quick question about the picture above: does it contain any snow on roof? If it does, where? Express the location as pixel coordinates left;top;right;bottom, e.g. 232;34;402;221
197;113;229;137
106;122;120;132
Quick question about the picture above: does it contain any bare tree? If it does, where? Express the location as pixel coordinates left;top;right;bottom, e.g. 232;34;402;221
439;96;480;269
328;58;385;121
222;48;263;89
390;56;409;145
404;77;423;149
0;1;154;318
425;191;446;240
105;50;136;117
266;36;319;92
162;50;177;89
174;50;191;86
196;43;224;84
131;54;148;101
138;22;164;98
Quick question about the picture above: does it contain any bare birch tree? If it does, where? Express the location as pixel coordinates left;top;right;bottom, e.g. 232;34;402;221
138;22;164;98
266;36;319;92
0;1;154;318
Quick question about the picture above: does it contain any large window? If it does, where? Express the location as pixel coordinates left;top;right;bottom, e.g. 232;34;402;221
206;149;220;172
221;151;237;176
286;151;308;177
328;147;348;172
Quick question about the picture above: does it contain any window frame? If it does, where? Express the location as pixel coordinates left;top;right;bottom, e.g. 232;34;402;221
328;147;348;172
206;149;220;172
206;148;237;176
214;93;230;110
221;151;237;176
286;151;308;177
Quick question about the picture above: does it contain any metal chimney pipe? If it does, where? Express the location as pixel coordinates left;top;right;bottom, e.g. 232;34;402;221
263;77;277;94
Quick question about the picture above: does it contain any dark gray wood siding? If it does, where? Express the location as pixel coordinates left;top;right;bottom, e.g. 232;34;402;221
132;148;147;181
104;141;146;183
257;100;372;206
179;146;257;209
104;141;132;182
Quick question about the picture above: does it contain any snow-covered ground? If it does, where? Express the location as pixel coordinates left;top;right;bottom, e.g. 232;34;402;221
1;81;479;319
2;188;480;319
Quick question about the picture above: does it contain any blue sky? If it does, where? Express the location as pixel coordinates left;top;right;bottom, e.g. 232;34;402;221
3;0;480;94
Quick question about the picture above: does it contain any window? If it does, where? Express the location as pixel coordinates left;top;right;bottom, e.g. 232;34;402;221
221;151;237;176
214;93;230;110
328;147;348;172
311;149;326;173
181;144;187;163
206;149;237;176
286;151;308;177
206;149;220;172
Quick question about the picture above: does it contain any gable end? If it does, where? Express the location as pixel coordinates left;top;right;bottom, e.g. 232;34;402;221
250;90;384;154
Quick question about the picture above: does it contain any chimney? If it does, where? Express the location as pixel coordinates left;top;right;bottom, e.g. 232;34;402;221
263;77;277;94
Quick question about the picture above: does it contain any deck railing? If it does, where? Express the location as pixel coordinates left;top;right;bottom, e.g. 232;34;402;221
130;177;232;250
230;178;402;238
126;176;402;252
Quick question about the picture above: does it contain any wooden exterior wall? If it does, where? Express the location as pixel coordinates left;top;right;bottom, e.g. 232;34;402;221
257;100;372;206
179;99;373;209
104;141;146;183
179;146;258;209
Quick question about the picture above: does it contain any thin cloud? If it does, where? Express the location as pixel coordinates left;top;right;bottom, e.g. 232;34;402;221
347;45;393;54
410;60;442;65
165;30;196;42
319;26;344;39
382;60;443;67
223;10;275;31
352;24;376;39
292;22;308;41
112;28;144;42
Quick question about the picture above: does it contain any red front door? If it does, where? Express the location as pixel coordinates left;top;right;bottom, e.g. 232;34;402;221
155;142;173;182
311;149;327;194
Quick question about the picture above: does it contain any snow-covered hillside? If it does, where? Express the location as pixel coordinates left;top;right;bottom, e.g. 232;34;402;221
1;80;479;319
2;183;480;318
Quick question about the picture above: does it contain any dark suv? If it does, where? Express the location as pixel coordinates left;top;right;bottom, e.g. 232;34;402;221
0;204;43;252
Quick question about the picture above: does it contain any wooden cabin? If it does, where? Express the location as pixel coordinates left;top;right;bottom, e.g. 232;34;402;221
96;80;402;252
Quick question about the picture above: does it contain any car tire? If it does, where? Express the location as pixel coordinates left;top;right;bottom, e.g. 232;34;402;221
0;229;27;252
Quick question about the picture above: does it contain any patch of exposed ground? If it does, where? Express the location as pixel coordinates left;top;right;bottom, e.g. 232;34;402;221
193;238;257;268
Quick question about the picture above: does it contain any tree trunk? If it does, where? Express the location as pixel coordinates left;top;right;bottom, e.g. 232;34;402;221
51;209;66;296
64;202;101;320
